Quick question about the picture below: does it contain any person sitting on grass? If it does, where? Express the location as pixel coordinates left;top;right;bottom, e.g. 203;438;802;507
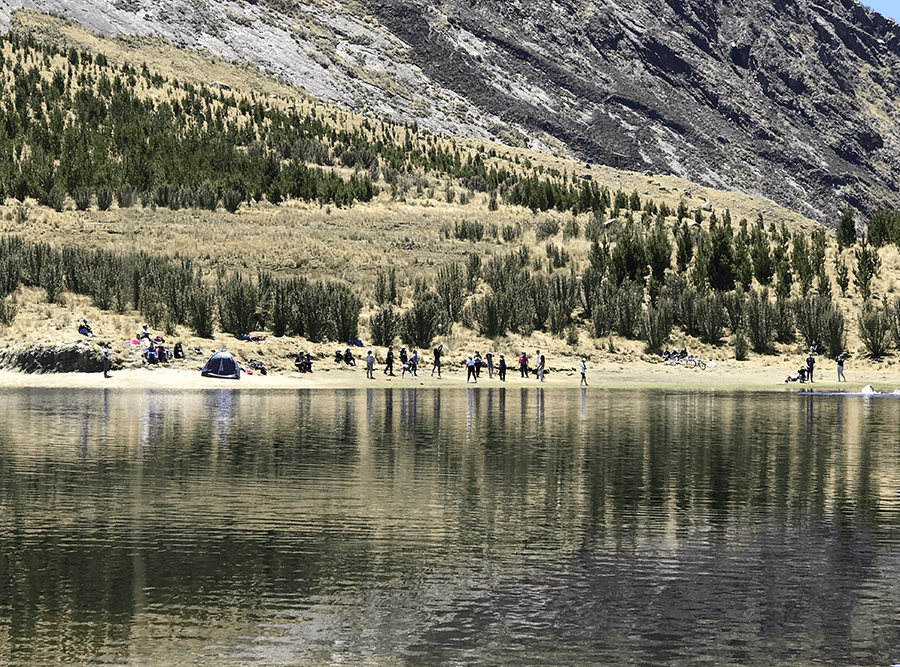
78;319;95;337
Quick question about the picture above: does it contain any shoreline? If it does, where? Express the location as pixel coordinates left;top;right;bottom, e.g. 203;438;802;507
4;359;900;393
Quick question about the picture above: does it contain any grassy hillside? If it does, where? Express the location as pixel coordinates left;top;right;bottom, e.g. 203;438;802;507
2;12;900;375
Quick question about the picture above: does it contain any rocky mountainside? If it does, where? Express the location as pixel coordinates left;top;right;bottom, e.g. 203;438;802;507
2;0;899;225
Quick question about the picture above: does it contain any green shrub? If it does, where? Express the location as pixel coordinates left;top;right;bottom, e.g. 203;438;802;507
615;279;644;339
222;189;244;214
45;185;65;212
591;278;617;337
453;219;484;241
721;289;746;334
820;307;845;359
773;295;795;343
435;262;466;322
793;294;832;347
155;183;173;209
374;268;400;306
116;184;137;208
0;293;18;326
545;242;571;269
745;288;775;353
535;218;560;241
73;186;92;211
696;292;727;345
836;205;856;249
528;273;550;331
399;293;442;347
733;329;748;360
835;253;850;296
197;181;218;211
95;185;114;211
854;234;881;302
584;213;604;242
369;306;398;347
468;290;507;338
189;284;216;338
857;302;893;358
217;273;259;336
328;283;362;343
501;223;520;242
642;298;673;353
892;298;900;349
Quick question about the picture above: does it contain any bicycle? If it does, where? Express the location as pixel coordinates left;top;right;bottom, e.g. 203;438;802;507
667;355;707;370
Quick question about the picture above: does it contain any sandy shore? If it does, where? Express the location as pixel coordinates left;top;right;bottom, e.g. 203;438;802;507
4;358;900;392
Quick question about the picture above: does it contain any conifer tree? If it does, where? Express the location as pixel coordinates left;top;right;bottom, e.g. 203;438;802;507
836;205;857;249
854;234;881;302
690;229;711;291
645;218;672;300
611;224;649;286
750;214;774;285
732;218;753;289
675;219;693;272
706;212;735;291
791;232;813;296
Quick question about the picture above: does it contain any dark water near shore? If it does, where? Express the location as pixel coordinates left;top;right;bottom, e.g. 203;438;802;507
1;387;899;666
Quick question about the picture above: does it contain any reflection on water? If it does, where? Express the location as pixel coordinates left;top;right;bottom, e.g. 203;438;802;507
1;387;900;666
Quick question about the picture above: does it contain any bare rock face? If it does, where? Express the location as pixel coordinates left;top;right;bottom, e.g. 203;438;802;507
2;0;899;224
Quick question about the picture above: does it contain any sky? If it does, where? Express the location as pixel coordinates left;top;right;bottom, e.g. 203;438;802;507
863;1;899;23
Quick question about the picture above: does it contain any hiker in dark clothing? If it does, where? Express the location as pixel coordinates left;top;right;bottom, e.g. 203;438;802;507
432;344;443;377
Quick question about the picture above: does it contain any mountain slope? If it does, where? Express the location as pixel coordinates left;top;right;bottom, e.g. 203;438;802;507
2;0;898;225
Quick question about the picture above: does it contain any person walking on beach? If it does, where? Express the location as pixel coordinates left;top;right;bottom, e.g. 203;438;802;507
806;352;815;383
580;356;587;386
432;344;443;377
366;350;375;379
518;351;529;378
837;352;847;382
498;353;506;381
485;351;494;379
384;345;395;376
102;345;111;378
466;354;477;382
535;350;545;382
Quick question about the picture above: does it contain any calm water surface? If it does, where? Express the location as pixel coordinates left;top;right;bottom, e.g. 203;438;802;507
1;386;899;666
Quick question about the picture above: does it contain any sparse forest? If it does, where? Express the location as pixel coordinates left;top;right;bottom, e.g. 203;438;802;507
2;29;900;362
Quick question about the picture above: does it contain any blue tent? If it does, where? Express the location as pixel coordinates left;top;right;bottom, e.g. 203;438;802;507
200;348;241;379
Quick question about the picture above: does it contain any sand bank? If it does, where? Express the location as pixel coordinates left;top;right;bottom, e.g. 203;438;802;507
3;358;900;393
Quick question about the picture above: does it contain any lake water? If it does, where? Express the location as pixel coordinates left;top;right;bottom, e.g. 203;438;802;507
1;386;899;666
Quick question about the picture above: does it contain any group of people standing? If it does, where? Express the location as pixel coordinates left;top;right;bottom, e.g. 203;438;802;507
788;347;848;383
465;350;503;382
347;344;588;385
